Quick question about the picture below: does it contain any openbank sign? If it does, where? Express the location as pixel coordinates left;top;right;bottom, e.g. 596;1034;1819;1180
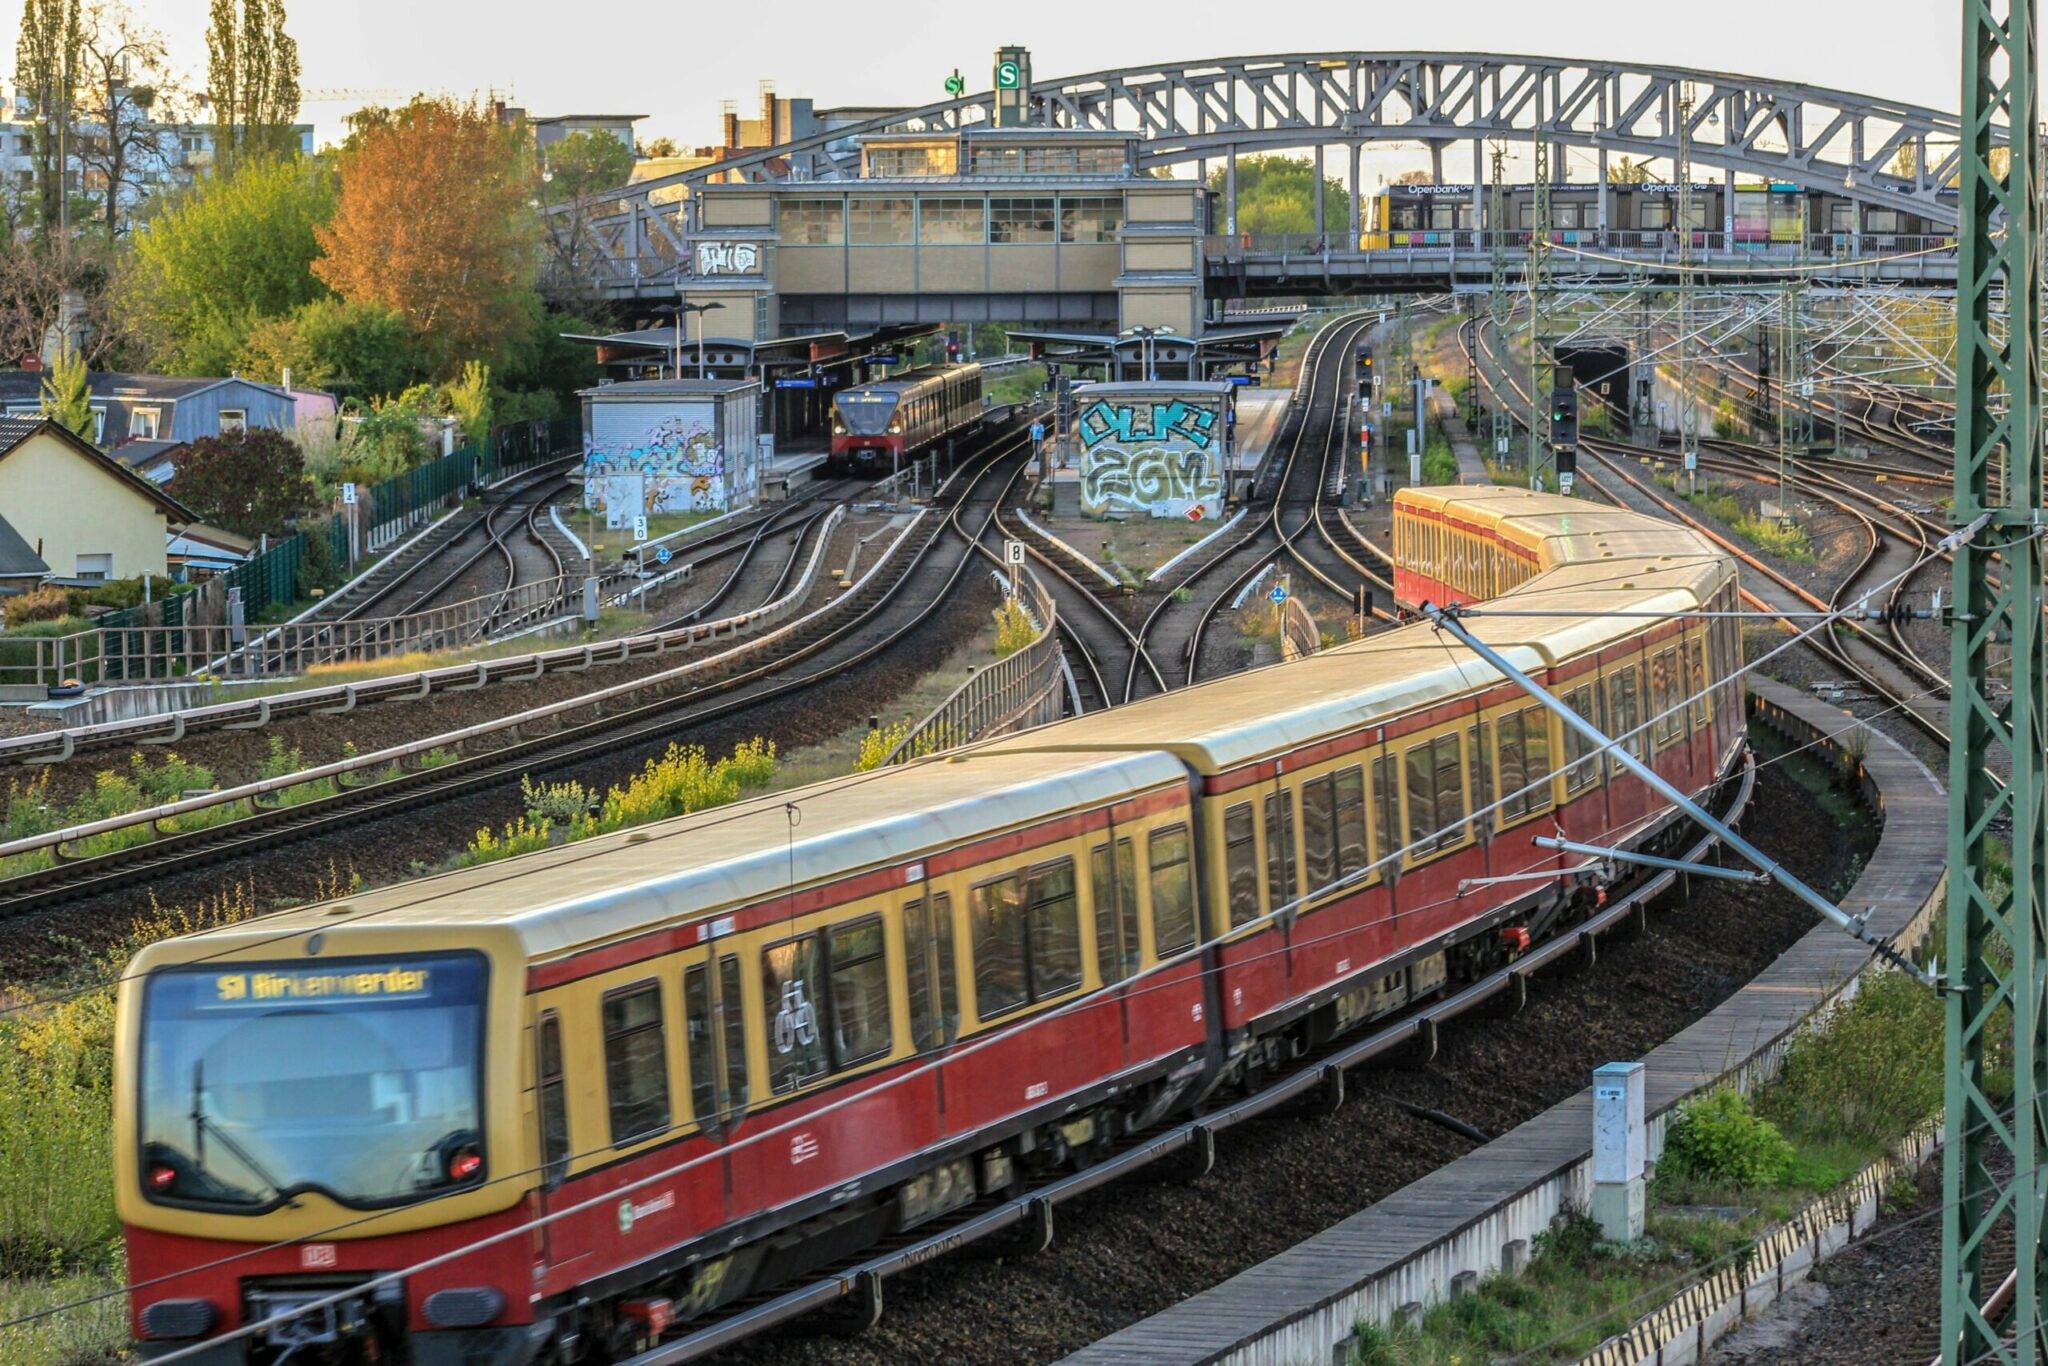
209;965;433;1007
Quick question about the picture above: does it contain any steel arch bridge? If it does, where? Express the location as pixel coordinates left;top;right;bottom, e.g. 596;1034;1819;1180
571;51;1992;278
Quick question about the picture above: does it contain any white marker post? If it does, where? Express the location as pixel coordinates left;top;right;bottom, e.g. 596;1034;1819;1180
1592;1061;1645;1242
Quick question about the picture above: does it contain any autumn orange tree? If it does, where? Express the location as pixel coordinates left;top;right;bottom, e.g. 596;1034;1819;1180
313;97;540;378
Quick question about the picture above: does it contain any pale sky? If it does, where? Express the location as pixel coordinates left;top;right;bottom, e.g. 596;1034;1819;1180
0;0;1990;157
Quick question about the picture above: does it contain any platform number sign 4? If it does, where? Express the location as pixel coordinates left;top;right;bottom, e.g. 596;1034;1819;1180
996;60;1022;89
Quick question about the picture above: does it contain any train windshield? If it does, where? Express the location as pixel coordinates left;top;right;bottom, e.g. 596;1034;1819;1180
136;953;487;1211
835;391;897;435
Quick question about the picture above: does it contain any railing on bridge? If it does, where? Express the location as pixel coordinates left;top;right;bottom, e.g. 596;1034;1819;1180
1204;231;1959;261
884;569;1064;764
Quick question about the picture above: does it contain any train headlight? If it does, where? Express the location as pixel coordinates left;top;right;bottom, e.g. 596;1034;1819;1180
887;421;902;434
147;1162;178;1192
423;1287;506;1329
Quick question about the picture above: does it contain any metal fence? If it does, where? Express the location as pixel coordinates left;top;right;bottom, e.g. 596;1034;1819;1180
19;415;582;687
885;569;1065;764
1281;597;1321;662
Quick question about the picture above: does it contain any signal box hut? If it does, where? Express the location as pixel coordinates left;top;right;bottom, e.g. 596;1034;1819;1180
578;379;762;522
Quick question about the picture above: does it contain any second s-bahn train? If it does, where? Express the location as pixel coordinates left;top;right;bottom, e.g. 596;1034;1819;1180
828;363;983;474
1359;181;1955;253
115;483;1747;1364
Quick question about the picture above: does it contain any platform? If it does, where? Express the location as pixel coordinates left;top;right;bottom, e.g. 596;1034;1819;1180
761;443;831;501
1063;677;1945;1365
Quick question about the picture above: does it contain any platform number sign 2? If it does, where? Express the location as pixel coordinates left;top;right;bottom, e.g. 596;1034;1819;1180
996;60;1022;89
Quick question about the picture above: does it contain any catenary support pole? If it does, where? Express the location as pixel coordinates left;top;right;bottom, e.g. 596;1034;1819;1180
1941;0;2047;1353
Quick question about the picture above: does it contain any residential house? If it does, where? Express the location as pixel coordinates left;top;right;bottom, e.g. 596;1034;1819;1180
0;416;193;581
0;371;305;451
0;511;47;594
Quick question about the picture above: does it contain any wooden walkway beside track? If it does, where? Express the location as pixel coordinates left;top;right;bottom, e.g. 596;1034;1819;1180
1063;676;1946;1366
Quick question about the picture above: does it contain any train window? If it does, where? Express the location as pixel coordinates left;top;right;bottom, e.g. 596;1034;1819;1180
1091;839;1140;984
761;936;832;1094
1652;650;1683;748
1264;791;1297;909
969;877;1029;1018
1497;708;1554;822
719;955;749;1115
827;917;894;1068
1026;860;1084;999
1334;766;1368;879
537;1012;569;1185
1688;639;1712;727
905;894;959;1050
1371;755;1399;875
685;964;718;1126
1224;802;1260;928
1301;773;1335;896
1606;666;1646;773
1467;724;1492;838
1562;685;1603;794
1149;826;1198;957
600;982;672;1146
1405;733;1465;858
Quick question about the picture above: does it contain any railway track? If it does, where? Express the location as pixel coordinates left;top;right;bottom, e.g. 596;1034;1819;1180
1125;310;1401;696
0;425;1038;919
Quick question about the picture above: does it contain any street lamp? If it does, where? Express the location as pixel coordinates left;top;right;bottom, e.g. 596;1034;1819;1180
1119;324;1179;382
676;300;726;380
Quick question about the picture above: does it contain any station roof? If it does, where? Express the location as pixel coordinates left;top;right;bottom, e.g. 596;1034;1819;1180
1074;380;1237;397
578;378;758;399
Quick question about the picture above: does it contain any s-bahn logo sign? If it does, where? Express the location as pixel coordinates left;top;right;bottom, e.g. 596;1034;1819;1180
694;241;761;276
772;979;819;1055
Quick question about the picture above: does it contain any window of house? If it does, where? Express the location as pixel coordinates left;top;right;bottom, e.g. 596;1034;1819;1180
848;197;914;245
89;406;106;443
1224;801;1260;928
1058;195;1121;244
1090;839;1140;985
536;1012;568;1184
129;407;160;440
782;198;846;245
216;408;246;436
989;196;1056;243
1263;790;1296;909
73;553;113;580
919;197;985;244
1148;825;1197;956
970;859;1082;1018
904;894;959;1050
601;982;671;1146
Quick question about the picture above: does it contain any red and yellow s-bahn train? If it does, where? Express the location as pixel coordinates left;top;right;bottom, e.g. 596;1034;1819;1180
117;484;1745;1364
828;363;983;474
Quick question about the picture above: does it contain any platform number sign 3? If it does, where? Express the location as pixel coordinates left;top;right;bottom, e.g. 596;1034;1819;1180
997;60;1022;89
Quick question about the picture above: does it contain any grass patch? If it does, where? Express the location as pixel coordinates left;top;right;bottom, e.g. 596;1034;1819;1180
0;1271;129;1364
984;364;1049;407
1731;513;1815;563
1421;438;1460;486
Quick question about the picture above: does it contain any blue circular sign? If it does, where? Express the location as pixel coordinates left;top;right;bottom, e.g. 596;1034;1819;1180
654;546;672;565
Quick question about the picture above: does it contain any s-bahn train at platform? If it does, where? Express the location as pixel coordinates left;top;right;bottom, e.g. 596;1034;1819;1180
116;484;1748;1365
1358;181;1955;254
828;363;983;474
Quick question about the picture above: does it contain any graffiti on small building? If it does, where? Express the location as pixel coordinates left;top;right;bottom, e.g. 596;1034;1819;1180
584;414;729;515
1075;396;1226;520
695;241;762;276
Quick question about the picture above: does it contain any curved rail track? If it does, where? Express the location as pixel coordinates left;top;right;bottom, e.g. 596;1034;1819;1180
0;426;1038;918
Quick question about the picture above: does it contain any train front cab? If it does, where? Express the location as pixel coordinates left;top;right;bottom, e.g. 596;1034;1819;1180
116;924;542;1366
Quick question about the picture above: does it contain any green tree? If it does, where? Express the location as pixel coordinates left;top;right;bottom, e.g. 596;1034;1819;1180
172;428;316;536
499;304;603;403
124;154;334;374
444;360;491;447
1608;156;1651;185
1206;155;1350;236
14;0;81;232
205;0;300;167
236;296;419;398
541;130;632;202
39;346;92;440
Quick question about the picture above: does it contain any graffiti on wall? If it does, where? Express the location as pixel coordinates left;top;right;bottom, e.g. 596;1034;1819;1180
1075;397;1225;520
584;414;728;515
695;241;761;276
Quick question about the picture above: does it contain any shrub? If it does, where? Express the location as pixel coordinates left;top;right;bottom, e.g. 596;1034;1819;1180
2;588;79;629
993;596;1036;658
855;720;911;772
1763;969;1943;1148
1661;1088;1793;1188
